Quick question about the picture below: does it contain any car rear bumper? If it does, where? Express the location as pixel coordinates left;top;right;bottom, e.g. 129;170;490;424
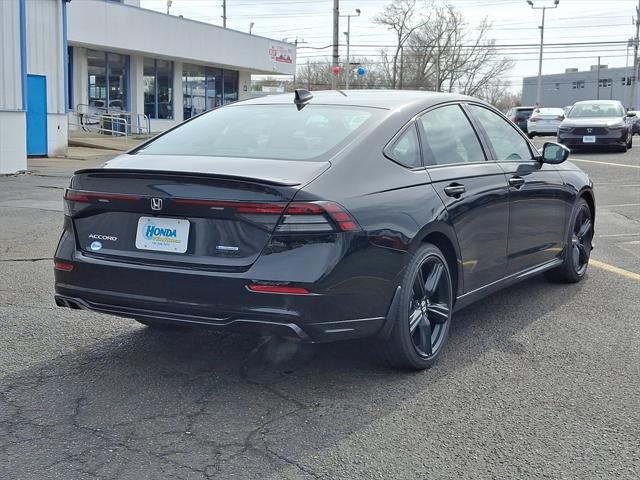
527;124;559;134
54;226;403;342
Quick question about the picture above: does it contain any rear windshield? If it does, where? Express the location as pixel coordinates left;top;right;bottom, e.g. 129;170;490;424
515;108;533;118
533;108;564;116
136;104;378;160
568;103;624;118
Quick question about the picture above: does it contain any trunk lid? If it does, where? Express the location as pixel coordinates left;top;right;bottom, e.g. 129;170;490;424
68;156;330;270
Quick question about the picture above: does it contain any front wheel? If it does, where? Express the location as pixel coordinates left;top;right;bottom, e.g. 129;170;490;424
545;198;593;283
382;243;453;370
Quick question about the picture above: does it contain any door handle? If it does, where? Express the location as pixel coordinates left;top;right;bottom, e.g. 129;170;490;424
444;183;466;197
509;176;525;189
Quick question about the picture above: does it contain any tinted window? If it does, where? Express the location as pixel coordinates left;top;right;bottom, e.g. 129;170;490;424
386;125;421;168
137;105;376;161
418;105;485;165
469;105;533;161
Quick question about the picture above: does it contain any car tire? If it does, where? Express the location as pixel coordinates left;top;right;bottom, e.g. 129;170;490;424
627;135;633;149
382;243;453;370
527;132;535;139
544;198;593;284
136;318;190;331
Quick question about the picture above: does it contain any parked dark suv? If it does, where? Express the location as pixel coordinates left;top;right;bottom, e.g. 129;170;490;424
558;100;634;152
506;106;534;132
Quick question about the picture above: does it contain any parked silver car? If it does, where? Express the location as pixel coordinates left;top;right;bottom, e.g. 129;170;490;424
526;107;565;138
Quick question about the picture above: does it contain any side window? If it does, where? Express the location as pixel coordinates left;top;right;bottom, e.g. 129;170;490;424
385;124;422;168
468;105;534;161
418;104;485;166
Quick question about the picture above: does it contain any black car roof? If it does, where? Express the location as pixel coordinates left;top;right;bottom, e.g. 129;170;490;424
235;89;479;111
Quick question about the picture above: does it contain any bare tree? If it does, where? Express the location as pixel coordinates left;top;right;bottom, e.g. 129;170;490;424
373;0;428;89
375;0;513;94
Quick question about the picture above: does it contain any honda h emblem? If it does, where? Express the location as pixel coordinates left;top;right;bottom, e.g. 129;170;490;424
151;198;163;211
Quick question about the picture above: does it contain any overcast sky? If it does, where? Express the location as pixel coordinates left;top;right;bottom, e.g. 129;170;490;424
141;0;637;90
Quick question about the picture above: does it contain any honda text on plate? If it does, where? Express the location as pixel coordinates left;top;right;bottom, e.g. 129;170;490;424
54;90;595;370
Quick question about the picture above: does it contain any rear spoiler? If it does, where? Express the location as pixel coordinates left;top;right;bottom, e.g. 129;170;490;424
72;168;302;187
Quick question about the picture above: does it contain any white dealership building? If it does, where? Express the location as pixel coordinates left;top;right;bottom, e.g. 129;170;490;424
0;0;296;174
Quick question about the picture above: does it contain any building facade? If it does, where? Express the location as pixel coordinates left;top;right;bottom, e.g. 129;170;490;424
522;66;639;109
0;0;296;174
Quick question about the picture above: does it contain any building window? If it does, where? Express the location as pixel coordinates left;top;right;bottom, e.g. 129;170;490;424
182;65;239;120
144;58;173;119
598;78;612;88
622;76;636;86
88;49;128;111
554;82;560;90
572;81;585;89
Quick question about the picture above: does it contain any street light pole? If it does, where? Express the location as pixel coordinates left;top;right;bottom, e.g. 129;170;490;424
341;9;360;90
527;0;559;107
632;1;640;109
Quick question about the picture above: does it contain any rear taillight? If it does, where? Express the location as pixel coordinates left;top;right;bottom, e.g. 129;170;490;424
64;189;141;215
174;199;359;233
529;117;538;122
64;189;141;203
275;202;359;233
556;116;564;121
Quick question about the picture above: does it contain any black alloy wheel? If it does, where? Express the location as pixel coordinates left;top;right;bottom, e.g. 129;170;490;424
570;202;593;276
384;244;453;370
546;198;593;283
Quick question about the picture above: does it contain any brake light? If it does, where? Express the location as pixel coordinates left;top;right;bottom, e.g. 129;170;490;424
174;199;359;233
275;201;360;233
529;117;538;122
247;284;310;295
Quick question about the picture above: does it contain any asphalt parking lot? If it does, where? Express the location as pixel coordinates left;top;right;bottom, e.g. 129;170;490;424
1;143;639;479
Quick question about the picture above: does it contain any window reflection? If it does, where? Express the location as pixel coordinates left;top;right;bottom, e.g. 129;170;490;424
144;58;173;119
182;64;238;120
87;49;128;112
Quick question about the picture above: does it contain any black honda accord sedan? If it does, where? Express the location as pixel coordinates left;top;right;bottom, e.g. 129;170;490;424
54;90;594;370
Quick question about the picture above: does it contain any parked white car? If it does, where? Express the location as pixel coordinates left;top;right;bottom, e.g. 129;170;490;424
526;107;566;138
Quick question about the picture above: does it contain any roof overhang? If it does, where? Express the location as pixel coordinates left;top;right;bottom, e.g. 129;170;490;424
67;0;296;75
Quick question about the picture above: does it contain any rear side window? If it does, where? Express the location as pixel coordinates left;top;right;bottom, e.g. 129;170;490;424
136;104;377;161
469;105;534;161
385;125;422;168
418;104;485;166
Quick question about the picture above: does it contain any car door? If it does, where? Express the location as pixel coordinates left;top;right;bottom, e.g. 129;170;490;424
467;104;570;275
417;103;510;293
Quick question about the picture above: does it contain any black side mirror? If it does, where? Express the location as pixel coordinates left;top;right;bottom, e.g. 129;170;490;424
541;142;570;164
627;111;636;117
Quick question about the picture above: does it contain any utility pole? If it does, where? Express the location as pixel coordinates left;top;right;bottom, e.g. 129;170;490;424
596;56;601;100
527;0;560;107
332;0;339;90
341;8;360;90
222;0;227;28
632;1;640;109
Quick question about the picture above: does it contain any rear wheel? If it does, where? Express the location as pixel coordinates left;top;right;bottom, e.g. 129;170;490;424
545;198;593;283
383;244;453;370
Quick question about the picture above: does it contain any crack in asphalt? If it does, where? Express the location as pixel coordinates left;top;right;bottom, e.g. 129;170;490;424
0;257;52;263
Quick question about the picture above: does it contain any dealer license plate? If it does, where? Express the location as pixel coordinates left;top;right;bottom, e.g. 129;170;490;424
135;216;190;253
